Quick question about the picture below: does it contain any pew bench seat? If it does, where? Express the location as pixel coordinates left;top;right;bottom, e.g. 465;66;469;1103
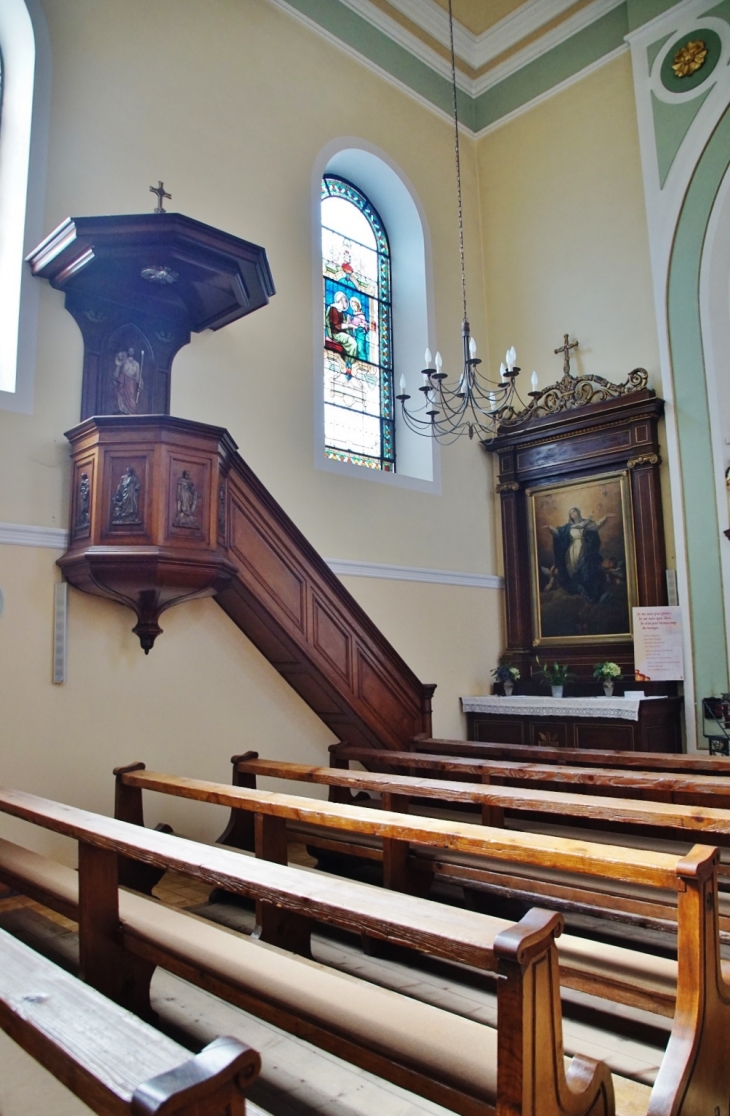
0;834;678;1029
0;836;644;1116
0;925;260;1116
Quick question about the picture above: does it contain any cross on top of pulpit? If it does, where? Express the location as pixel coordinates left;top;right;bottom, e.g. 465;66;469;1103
554;333;579;376
150;181;172;213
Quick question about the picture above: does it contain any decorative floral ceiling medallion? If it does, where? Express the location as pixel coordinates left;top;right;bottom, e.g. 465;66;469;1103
140;265;179;285
672;39;708;78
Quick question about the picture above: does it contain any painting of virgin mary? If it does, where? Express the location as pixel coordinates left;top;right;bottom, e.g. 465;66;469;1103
527;471;638;645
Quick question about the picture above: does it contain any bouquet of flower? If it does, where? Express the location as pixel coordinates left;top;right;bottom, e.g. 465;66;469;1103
593;661;622;682
491;662;520;683
534;658;574;686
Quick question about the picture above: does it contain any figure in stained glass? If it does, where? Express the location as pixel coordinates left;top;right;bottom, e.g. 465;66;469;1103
326;290;358;376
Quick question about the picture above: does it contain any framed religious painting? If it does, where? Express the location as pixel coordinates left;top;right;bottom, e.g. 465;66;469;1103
525;469;639;646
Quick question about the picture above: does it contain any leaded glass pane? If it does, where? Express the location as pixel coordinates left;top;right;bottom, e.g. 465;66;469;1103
322;175;394;472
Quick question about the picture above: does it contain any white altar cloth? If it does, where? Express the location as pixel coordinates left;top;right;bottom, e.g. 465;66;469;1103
460;694;662;722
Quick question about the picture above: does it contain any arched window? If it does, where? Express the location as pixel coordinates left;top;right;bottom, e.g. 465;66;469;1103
321;175;395;472
0;0;47;411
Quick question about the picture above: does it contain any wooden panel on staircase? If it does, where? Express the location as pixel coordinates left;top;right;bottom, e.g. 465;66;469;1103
217;450;434;750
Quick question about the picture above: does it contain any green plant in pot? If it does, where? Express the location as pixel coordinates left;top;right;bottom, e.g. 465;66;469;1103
492;659;520;696
593;661;622;697
534;657;574;698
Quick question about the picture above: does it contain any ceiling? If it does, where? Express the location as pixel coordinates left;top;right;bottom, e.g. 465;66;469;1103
429;0;538;38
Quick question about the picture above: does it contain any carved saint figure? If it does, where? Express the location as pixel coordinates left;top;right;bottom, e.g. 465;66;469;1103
173;470;199;528
76;472;91;531
112;467;142;525
113;347;143;415
543;506;614;603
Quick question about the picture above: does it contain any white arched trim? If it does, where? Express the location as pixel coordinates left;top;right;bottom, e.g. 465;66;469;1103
0;0;50;411
312;138;440;491
700;160;730;673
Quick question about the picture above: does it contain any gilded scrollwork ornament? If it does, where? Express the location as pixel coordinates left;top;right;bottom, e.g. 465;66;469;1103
498;368;649;427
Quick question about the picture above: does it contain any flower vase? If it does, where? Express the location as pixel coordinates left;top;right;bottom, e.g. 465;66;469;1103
603;681;614;697
551;685;564;698
503;681;514;697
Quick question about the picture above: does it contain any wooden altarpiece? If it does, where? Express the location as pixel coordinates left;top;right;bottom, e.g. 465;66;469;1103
483;371;670;691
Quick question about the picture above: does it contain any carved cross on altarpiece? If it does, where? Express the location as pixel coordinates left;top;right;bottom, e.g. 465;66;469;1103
554;334;579;377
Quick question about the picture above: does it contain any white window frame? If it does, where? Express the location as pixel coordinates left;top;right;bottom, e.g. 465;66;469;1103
0;0;50;411
312;139;440;492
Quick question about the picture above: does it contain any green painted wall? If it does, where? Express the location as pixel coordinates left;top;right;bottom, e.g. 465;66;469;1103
667;107;730;702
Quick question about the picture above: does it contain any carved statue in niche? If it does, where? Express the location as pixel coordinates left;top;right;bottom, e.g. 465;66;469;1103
218;482;226;536
112;467;142;525
173;470;200;528
113;346;144;415
76;472;90;531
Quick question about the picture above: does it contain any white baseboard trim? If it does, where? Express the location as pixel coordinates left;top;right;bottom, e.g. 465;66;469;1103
0;521;68;549
326;557;504;589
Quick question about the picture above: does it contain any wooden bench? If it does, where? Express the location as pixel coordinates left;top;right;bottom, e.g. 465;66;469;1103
114;762;724;1018
205;754;730;946
0;924;260;1115
0;785;624;1116
329;744;730;827
409;736;730;775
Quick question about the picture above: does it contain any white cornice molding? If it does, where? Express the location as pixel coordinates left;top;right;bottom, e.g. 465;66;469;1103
387;0;586;70
0;521;68;549
473;0;626;96
326;557;504;589
336;0;472;91
271;0;628;114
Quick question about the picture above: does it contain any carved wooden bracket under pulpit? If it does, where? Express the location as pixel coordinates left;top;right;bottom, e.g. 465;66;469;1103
59;416;238;651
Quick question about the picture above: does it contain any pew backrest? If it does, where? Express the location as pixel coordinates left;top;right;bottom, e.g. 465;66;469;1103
331;744;730;807
233;754;730;842
408;736;730;775
0;925;259;1116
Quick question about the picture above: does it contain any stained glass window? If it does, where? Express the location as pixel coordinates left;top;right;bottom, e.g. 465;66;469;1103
321;175;395;472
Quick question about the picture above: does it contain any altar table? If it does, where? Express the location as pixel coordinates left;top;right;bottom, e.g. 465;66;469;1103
460;694;683;752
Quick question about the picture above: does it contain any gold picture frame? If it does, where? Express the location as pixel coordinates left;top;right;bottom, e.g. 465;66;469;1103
525;469;639;646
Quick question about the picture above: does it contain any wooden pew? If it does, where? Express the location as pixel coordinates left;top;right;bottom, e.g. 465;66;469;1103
212;754;730;941
115;763;723;1017
0;785;621;1116
103;772;730;1114
329;744;730;812
233;753;730;846
409;736;730;775
0;925;260;1115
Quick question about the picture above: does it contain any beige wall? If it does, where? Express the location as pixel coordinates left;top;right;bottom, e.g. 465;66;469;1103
0;0;506;852
476;51;675;567
0;6;672;852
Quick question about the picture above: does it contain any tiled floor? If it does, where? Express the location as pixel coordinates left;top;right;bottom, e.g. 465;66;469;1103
0;845;672;1115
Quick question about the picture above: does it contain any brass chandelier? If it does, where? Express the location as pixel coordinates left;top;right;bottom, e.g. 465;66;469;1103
396;0;535;443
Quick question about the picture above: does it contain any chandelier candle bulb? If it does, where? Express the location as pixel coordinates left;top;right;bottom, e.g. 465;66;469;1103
500;362;507;380
531;371;539;390
435;351;443;372
425;348;433;367
399;374;407;395
469;336;477;358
